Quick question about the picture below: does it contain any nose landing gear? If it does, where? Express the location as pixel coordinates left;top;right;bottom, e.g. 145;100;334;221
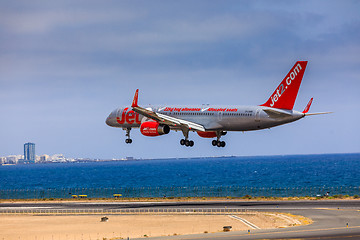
124;127;132;144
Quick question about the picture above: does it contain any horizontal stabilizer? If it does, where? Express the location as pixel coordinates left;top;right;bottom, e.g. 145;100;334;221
305;112;332;116
263;108;292;119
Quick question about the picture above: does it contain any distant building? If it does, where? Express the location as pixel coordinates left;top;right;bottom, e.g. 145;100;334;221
5;155;23;164
40;154;49;163
51;154;66;162
24;142;35;164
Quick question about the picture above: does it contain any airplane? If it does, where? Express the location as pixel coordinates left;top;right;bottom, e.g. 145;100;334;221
106;61;330;147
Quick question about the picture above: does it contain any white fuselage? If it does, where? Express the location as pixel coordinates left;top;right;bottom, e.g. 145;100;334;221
106;105;305;132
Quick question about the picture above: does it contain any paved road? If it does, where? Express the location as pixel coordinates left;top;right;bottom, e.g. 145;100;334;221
1;200;360;239
1;200;360;210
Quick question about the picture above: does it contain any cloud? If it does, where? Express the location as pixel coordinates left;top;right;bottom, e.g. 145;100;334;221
0;0;359;158
0;1;143;34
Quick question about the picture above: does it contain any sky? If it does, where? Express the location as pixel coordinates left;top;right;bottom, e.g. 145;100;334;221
1;0;359;159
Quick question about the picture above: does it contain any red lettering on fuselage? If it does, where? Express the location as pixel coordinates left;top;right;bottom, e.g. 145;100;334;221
164;107;201;112
116;108;141;125
207;108;227;112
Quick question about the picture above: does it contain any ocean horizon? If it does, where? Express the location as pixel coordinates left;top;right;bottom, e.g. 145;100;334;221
1;153;359;190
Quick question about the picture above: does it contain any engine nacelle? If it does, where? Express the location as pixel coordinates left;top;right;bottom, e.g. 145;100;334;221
140;121;170;137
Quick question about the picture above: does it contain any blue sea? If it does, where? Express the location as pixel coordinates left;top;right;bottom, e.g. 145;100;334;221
0;153;359;198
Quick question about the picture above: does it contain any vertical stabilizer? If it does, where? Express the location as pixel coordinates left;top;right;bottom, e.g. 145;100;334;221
261;61;308;110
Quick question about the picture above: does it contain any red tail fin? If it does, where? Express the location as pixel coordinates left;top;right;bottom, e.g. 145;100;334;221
261;61;308;110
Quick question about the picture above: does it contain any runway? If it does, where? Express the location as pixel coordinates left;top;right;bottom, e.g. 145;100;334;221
1;200;360;239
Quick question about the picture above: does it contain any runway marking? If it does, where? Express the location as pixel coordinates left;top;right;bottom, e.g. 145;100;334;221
295;234;360;239
266;213;301;225
228;215;260;229
315;208;360;212
177;225;360;240
0;207;53;209
315;208;343;210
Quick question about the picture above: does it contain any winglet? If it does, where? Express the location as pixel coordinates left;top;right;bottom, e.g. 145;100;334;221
131;89;139;108
302;98;313;113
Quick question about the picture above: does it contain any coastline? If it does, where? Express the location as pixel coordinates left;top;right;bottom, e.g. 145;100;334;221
1;195;359;203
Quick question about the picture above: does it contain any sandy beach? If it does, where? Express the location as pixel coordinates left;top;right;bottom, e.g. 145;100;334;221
0;212;308;240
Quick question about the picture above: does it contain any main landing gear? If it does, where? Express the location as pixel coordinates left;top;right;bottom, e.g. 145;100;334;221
212;131;226;147
180;139;194;147
212;140;225;147
179;128;194;147
124;127;132;144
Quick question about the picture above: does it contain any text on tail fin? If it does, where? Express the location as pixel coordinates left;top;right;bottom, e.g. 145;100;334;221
261;61;308;110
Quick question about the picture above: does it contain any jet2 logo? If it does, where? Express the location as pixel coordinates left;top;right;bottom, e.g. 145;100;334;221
270;63;302;107
116;108;142;124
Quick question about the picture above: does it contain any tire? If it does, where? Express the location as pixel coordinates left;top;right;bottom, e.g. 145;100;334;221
185;140;190;146
217;141;222;147
180;139;185;145
189;140;194;147
221;141;225;147
212;140;218;146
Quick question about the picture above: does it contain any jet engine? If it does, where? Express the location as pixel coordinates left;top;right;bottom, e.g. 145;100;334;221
140;121;170;137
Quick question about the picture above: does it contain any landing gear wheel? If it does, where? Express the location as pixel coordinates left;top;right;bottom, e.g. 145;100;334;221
124;128;132;144
180;139;194;147
212;140;217;146
217;141;222;147
220;141;225;147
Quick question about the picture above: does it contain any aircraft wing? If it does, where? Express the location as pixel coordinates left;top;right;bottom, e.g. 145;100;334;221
131;89;206;132
156;112;206;131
